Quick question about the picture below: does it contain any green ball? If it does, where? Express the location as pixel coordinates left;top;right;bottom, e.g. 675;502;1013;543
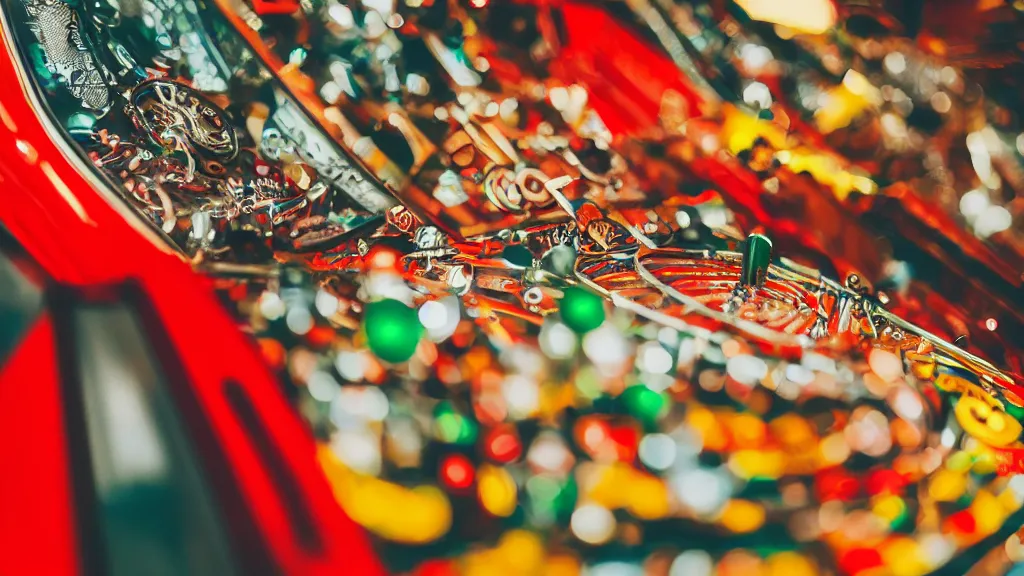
363;299;423;363
559;286;605;334
554;475;578;518
621;385;666;426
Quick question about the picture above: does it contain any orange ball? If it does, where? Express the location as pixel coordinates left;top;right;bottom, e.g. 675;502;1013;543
363;244;403;273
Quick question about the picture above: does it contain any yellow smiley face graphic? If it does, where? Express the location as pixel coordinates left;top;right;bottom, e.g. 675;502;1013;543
954;388;1024;448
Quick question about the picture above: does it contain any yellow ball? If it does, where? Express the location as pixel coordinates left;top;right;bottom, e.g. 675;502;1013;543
720;499;767;533
627;476;671;520
928;469;967;502
766;552;816;576
498;530;545;574
478;465;518;518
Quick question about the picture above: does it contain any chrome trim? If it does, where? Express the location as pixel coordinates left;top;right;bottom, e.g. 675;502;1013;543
0;4;187;260
208;0;401;211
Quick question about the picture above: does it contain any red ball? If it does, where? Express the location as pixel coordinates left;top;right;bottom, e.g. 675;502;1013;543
440;454;475;491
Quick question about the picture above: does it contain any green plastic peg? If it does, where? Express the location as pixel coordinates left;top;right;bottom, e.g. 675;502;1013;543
740;233;773;288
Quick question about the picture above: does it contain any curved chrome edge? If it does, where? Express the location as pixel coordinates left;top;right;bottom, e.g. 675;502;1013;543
0;5;187;262
206;0;400;212
632;248;811;348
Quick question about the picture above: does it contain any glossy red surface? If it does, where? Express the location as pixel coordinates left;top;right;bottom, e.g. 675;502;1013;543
0;25;385;576
551;2;705;134
0;315;79;576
